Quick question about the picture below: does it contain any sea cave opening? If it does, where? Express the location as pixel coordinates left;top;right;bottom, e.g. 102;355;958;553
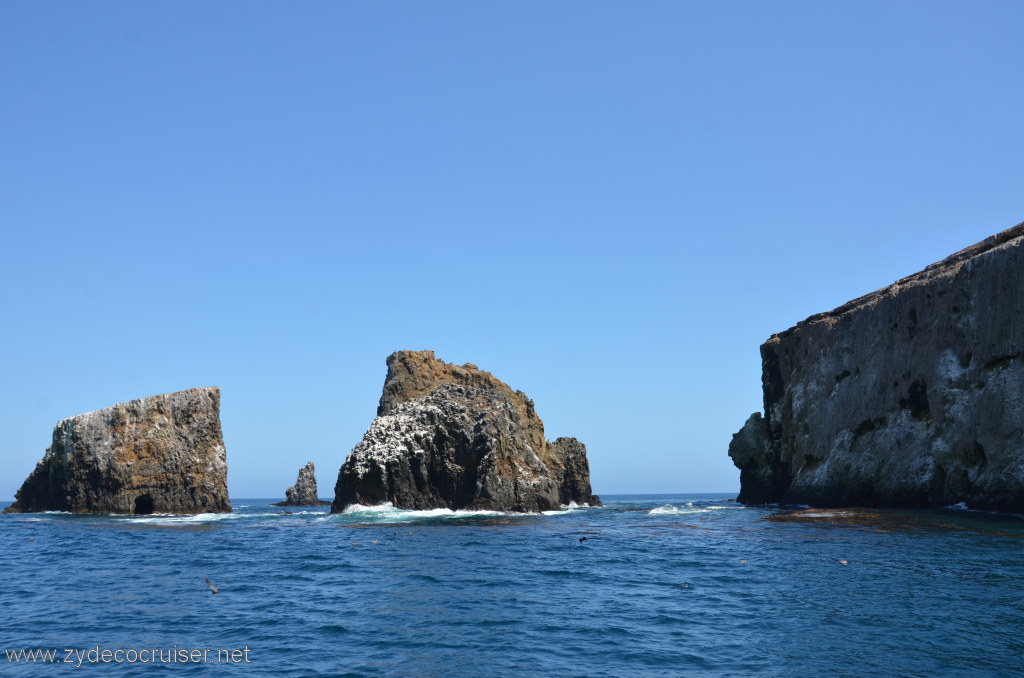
134;494;155;515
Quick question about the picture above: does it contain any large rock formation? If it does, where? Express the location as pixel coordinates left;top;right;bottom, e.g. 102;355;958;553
273;462;329;506
4;387;230;514
332;351;600;512
730;223;1024;512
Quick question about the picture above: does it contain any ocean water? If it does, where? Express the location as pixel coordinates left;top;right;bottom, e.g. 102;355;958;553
1;494;1022;677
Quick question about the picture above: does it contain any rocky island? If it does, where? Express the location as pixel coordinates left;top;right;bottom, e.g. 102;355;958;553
332;351;600;513
730;223;1024;512
273;461;330;506
4;387;230;514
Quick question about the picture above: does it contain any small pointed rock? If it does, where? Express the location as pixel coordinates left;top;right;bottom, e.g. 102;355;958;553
274;462;330;506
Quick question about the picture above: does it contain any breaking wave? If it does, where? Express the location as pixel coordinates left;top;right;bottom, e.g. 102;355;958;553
337;502;508;523
125;511;278;524
648;502;697;515
646;502;740;515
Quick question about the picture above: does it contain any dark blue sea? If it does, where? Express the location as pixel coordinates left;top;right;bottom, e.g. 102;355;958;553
2;494;1022;677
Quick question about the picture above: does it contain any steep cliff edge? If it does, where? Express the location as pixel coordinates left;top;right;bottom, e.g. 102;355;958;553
4;387;230;514
730;223;1024;511
332;351;600;512
274;462;330;506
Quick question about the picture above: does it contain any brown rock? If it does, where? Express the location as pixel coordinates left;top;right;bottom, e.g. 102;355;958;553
333;351;600;512
4;387;230;514
376;350;553;467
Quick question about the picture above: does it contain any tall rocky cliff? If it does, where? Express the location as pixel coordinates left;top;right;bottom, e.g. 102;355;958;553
730;223;1024;512
332;351;600;512
4;387;230;514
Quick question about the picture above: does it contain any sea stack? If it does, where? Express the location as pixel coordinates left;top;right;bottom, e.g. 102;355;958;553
273;462;329;506
4;387;230;514
332;351;600;513
730;223;1024;512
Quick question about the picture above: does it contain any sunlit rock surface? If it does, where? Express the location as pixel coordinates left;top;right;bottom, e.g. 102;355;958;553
730;223;1024;512
4;387;230;514
333;351;600;513
274;461;329;506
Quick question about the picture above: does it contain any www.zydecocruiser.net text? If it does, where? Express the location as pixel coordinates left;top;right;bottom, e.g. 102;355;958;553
5;646;253;667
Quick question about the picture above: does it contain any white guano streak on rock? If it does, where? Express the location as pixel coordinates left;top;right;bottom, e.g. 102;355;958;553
349;404;444;478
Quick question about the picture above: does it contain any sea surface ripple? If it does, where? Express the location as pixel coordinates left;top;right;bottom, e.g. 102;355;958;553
1;494;1022;677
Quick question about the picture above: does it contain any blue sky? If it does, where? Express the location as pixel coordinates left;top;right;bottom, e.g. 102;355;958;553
2;1;1022;498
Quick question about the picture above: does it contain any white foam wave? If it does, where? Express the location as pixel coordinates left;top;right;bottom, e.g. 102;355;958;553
341;502;397;514
340;502;506;521
10;509;322;524
127;512;275;524
542;501;594;515
648;502;719;515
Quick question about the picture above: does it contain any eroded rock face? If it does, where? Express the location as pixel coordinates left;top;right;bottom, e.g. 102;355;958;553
4;387;230;514
730;223;1024;512
332;351;600;512
274;462;329;506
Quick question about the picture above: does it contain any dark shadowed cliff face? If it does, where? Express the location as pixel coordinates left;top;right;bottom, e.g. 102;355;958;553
730;223;1024;512
4;388;230;514
333;351;600;513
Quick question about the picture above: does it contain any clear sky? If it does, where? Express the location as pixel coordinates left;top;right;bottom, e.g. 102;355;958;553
2;1;1022;499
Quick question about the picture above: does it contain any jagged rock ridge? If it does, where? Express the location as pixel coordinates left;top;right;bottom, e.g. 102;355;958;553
4;387;230;514
730;222;1024;512
332;351;600;513
274;461;330;506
